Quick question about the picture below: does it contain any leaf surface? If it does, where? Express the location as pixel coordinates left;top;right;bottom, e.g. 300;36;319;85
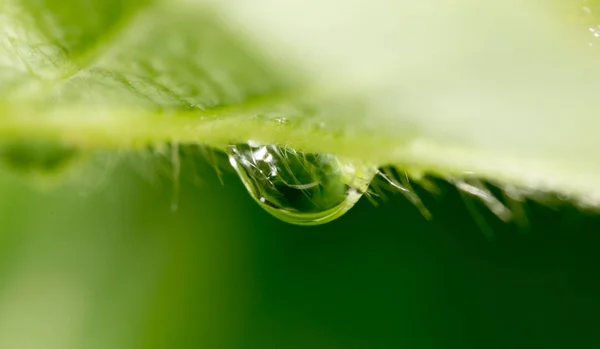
2;0;600;204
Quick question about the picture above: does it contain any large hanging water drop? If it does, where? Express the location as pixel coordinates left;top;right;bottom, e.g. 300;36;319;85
227;143;377;225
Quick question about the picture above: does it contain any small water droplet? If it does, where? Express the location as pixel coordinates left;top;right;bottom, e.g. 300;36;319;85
272;117;289;125
227;143;376;225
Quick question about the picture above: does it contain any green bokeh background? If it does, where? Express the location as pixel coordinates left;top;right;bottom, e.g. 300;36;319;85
0;151;599;349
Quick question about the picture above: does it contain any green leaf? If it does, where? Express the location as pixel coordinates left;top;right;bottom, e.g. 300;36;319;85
2;0;600;205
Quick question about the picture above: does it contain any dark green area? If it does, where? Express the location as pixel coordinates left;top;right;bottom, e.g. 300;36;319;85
0;141;78;174
0;152;598;348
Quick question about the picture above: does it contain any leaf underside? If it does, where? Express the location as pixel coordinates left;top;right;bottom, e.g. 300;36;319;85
1;0;600;207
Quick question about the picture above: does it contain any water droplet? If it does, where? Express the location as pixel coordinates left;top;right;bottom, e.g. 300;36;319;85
227;143;376;225
272;117;289;125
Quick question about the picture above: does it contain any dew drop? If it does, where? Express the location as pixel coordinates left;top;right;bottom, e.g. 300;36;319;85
227;143;377;225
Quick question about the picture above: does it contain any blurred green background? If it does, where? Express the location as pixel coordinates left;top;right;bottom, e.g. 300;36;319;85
0;150;599;349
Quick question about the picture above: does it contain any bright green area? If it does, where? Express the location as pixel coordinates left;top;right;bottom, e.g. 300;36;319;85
2;0;600;202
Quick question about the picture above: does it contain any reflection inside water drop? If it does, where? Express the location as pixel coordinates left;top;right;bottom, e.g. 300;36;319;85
227;143;377;225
